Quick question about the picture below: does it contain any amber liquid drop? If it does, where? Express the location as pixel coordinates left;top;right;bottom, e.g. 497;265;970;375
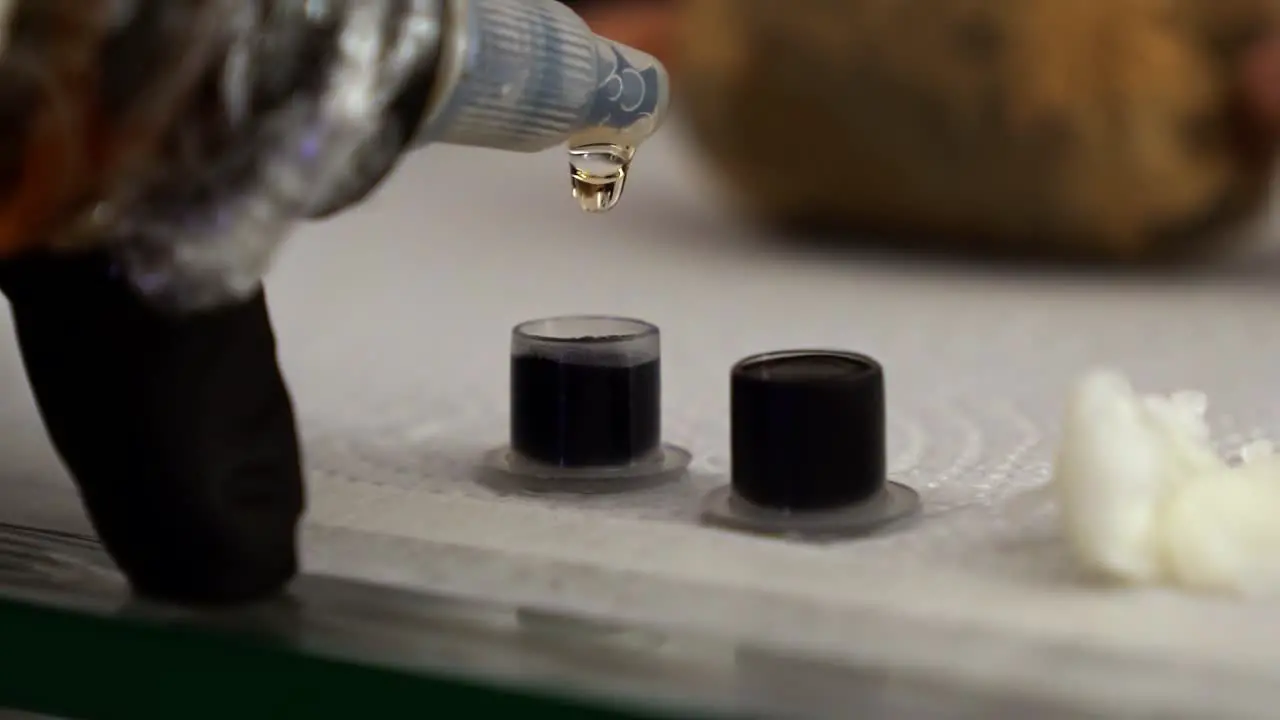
568;143;634;213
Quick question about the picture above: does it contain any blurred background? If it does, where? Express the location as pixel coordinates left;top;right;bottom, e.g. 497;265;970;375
571;0;1280;266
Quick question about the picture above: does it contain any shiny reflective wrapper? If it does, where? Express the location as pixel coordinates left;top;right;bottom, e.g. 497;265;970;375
0;0;439;312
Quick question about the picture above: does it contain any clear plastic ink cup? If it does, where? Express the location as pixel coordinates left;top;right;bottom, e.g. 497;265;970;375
481;315;691;494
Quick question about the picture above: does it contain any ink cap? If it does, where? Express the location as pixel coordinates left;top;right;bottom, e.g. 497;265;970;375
702;350;920;539
480;315;691;494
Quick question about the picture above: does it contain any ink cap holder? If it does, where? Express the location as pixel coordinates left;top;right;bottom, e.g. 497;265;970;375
701;350;920;539
480;315;692;494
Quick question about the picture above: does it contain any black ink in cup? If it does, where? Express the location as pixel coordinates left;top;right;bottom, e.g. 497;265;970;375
510;316;661;468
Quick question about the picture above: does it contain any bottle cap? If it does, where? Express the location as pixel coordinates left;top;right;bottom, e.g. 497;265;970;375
415;0;671;153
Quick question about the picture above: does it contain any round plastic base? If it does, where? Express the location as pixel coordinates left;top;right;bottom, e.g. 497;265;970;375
478;443;692;495
699;482;921;540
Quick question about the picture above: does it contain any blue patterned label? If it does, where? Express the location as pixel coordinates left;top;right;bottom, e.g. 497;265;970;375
581;40;663;133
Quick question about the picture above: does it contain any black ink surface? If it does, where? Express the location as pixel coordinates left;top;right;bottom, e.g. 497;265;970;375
511;354;660;467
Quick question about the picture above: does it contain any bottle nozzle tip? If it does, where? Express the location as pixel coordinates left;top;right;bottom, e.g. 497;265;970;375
416;0;671;153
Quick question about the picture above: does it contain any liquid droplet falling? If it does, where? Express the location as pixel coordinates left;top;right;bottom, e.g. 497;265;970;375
568;143;635;213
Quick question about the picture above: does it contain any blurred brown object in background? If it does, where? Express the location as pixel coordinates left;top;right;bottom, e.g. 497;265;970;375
677;0;1280;261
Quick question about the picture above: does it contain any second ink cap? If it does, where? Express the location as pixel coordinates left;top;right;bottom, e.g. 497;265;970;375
701;350;920;538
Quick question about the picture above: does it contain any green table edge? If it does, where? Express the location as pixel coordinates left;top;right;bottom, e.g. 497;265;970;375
0;593;699;720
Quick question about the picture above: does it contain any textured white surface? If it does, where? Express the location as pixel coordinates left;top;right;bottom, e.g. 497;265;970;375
7;126;1280;713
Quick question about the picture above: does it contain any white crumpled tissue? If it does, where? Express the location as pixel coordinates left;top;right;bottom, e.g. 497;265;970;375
1050;369;1280;596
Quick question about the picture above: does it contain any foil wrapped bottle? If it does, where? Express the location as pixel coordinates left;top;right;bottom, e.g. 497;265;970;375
0;0;671;313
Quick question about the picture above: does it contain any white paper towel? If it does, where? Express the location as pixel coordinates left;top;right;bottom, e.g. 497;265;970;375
5;127;1280;714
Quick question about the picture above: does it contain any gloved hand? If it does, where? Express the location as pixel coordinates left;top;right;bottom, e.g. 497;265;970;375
0;0;672;608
